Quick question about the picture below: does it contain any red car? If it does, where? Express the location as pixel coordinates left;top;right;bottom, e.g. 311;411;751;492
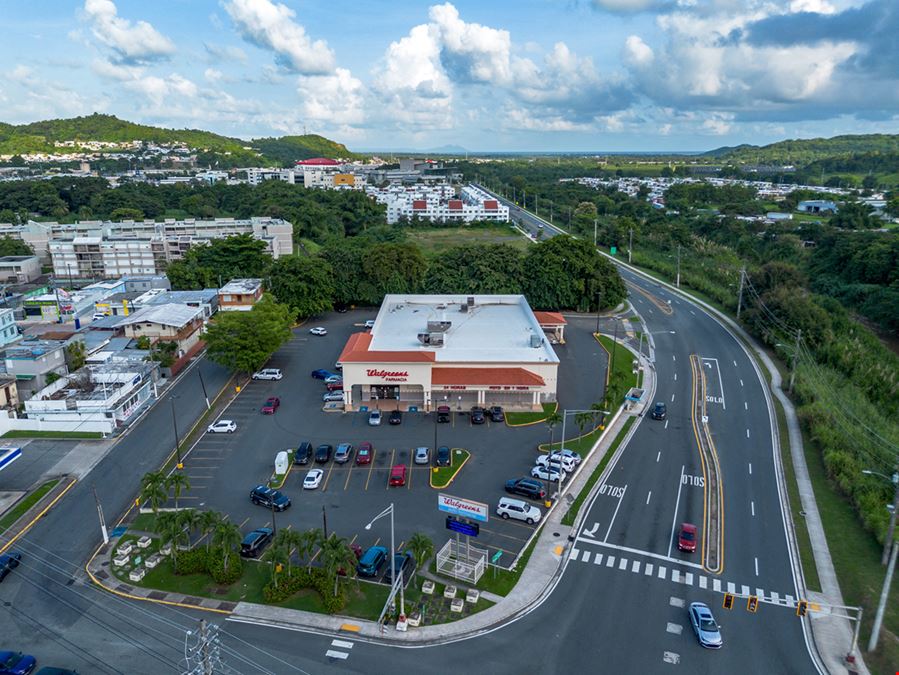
261;397;280;414
355;442;373;465
326;381;344;391
389;463;407;487
677;523;697;553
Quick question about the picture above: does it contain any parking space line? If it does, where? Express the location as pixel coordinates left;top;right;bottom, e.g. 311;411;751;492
365;449;376;490
385;448;396;490
407;461;413;490
478;527;529;543
344;461;354;490
322;462;337;491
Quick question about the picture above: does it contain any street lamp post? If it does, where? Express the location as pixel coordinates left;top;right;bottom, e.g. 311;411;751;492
197;367;210;410
170;396;182;469
365;503;403;624
862;468;899;565
595;291;602;336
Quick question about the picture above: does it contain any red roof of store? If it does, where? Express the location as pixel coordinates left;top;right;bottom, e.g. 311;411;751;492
338;332;435;363
431;367;545;387
294;157;340;166
533;311;567;326
483;200;498;210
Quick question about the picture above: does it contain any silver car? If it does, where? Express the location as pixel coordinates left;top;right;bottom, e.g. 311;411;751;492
689;602;723;649
414;447;430;465
322;391;344;402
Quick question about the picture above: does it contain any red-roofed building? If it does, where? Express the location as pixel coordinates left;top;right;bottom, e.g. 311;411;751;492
294;157;340;166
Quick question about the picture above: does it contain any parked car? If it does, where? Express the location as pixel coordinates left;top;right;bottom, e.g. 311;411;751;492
35;668;80;675
0;551;22;583
311;369;337;380
309;327;328;336
326;381;344;391
315;444;333;463
322;391;344;402
436;446;451;467
261;396;280;414
530;465;567;482
384;551;415;584
250;485;291;511
389;410;403;425
324;374;343;384
651;402;667;420
240;528;273;558
334;443;353;464
689;602;723;649
536;452;576;473
356;545;388;577
556;448;583;465
364;319;375;329
303;469;324;490
252;368;282;381
436;405;451;423
496;497;541;524
489;406;505;422
0;651;36;675
389;464;407;486
368;410;382;426
207;419;236;433
356;442;373;465
504;478;546;501
414;447;430;465
295;441;313;465
470;406;486;424
92;312;108;321
678;523;698;553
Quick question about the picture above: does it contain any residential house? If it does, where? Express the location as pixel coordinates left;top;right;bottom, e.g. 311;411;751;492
0;308;21;348
2;339;68;398
218;279;263;311
118;304;205;356
0;256;41;283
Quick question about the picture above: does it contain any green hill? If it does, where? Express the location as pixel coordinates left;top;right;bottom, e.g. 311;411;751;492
249;135;358;166
705;134;899;164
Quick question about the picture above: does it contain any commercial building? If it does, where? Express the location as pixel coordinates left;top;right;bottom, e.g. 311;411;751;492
797;200;838;214
0;256;41;283
0;308;21;348
337;295;559;412
218;279;263;311
366;183;509;224
3;339;68;398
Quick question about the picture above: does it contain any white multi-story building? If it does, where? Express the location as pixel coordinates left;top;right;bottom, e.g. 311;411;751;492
365;183;509;224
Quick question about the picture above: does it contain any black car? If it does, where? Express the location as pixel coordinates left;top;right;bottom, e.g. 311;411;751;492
504;478;546;501
389;410;403;425
651;402;667;420
470;406;486;424
240;528;273;558
295;441;313;465
384;551;416;584
436;405;451;423
436;445;451;467
35;668;80;675
489;406;505;422
315;444;333;463
0;551;22;583
250;485;291;511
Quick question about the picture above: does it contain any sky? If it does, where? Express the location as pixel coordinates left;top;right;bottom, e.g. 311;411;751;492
1;0;897;152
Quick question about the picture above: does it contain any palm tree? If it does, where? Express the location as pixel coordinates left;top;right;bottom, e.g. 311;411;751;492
198;510;222;551
213;521;242;574
269;543;289;589
140;471;168;516
177;509;201;549
166;472;191;510
590;402;607;429
574;411;595;439
157;511;186;572
273;529;298;577
298;528;322;572
544;410;563;494
407;532;433;583
319;535;357;597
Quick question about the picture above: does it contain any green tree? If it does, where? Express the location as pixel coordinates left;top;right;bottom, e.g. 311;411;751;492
157;511;187;572
269;542;290;589
109;207;144;221
204;294;293;374
407;532;434;583
422;244;524;294
167;234;271;290
198;510;222;552
298;528;323;572
268;255;334;319
0;235;33;256
212;520;243;574
166;472;191;510
177;508;201;542
65;341;87;371
140;471;168;515
319;534;357;597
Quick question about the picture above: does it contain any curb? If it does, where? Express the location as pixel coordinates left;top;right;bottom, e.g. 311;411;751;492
504;402;559;428
429;448;470;489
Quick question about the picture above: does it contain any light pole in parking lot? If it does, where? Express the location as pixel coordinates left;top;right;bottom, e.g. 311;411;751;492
365;503;404;624
197;367;210;410
170;395;183;470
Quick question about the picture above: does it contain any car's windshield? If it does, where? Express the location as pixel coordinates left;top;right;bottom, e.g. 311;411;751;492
681;531;695;541
700;617;718;631
272;491;283;499
1;654;17;667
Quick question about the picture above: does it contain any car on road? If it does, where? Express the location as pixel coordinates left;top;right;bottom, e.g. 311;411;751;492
92;312;108;321
326;381;344;391
356;442;373;465
389;464;407;486
303;469;324;489
240;528;273;558
531;465;567;482
436;405;451;423
414;447;430;465
384;551;415;584
311;369;338;380
334;443;353;464
364;320;375;329
322;391;344;402
651;402;667;420
315;444;333;463
489;406;505;422
389;410;403;425
368;410;382;426
207;419;236;433
436;446;451;467
504;478;546;501
496;497;541;524
261;396;280;414
295;441;313;465
470;406;486;424
356;545;388;577
689;602;723;649
0;551;22;583
536;452;577;473
309;327;328;336
252;368;283;381
678;523;698;553
0;651;36;675
250;485;291;511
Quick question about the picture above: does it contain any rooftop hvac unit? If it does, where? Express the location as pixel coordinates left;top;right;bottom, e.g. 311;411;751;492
417;332;446;346
426;320;452;332
467;296;475;308
460;303;468;313
529;334;543;348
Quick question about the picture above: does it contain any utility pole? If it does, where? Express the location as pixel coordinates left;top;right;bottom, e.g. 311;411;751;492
676;245;682;288
593;219;598;247
736;267;746;320
628;227;633;264
197;367;210;410
322;505;328;539
789;329;802;394
880;469;899;565
184;618;222;675
868;541;898;652
93;485;108;545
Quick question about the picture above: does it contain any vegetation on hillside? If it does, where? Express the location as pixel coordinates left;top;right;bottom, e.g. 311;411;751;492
250;135;357;166
705;134;899;164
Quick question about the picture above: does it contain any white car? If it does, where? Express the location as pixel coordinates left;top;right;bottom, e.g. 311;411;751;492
323;391;344;402
496;497;542;524
310;327;328;336
92;312;108;321
303;468;324;489
536;453;576;473
556;448;583;465
324;374;343;384
531;465;567;482
368;410;382;426
252;368;282;381
364;320;375;329
207;420;237;434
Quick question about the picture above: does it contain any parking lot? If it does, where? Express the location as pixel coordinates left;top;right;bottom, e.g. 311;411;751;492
175;310;607;573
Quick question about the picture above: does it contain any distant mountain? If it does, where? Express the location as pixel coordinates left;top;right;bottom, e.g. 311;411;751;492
425;144;470;155
704;134;899;164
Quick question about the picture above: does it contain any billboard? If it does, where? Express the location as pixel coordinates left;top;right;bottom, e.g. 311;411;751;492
438;493;489;523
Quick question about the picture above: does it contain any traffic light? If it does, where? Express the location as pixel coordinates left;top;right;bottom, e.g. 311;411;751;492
747;596;759;613
796;600;808;617
723;593;735;610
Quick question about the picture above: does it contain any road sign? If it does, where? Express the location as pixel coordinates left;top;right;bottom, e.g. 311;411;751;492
491;550;502;564
445;516;479;537
610;246;617;255
438;493;489;523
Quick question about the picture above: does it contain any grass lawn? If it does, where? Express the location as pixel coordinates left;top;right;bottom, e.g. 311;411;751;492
595;334;638;407
1;430;103;439
475;535;538;597
407;225;530;254
429;448;470;489
0;479;61;534
505;402;557;426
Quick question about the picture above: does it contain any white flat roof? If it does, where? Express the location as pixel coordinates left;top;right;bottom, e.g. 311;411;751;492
370;295;558;363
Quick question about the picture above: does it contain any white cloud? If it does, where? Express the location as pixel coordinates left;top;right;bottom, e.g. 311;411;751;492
204;43;248;63
124;73;198;106
296;68;365;126
592;0;662;11
223;0;335;75
623;35;654;68
7;65;34;82
428;3;513;84
205;68;223;83
82;0;175;64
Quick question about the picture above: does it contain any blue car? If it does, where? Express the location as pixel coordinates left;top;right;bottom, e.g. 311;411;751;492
0;650;36;675
311;369;338;380
356;546;388;577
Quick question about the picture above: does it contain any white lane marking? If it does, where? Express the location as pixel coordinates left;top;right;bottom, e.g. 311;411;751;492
744;401;748;410
713;579;722;592
669;596;684;608
581;549;592;562
751;501;755;517
740;379;744;387
593;553;604;565
664;419;669;430
733;360;738;367
754;558;759;576
603;484;628;542
575;538;705;570
756;587;765;599
672;354;676;362
741;585;751;596
690;310;696;315
746;428;750;438
667;622;683;635
770;591;780;603
699;575;708;589
646;491;652;505
668;465;686;558
632;560;641;573
658;565;667;579
727;582;736;594
786;594;795;605
672;569;681;583
570;547;580;559
674;372;677;381
325;651;349;660
671;393;675;402
619;557;629;570
749;462;752;475
331;640;354;649
663;652;681;665
656;451;661;463
685;572;694;586
645;563;654;576
583;522;600;538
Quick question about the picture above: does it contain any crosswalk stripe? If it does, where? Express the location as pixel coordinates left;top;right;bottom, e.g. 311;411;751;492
770;591;780;603
658;565;667;579
570;547;580;559
685;573;694;586
699;575;708;589
741;585;750;596
325;651;349;660
581;549;591;562
727;582;736;594
606;555;616;568
645;562;654;576
631;560;640;573
593;553;604;565
618;557;628;570
786;594;795;605
713;579;722;592
672;569;681;583
331;640;354;649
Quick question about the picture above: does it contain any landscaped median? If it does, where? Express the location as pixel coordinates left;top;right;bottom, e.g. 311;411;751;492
1;430;103;440
429;448;470;488
0;479;61;535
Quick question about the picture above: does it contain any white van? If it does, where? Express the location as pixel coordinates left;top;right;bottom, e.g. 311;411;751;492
496;497;542;524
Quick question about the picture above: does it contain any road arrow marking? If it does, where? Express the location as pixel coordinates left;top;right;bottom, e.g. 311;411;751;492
583;522;600;538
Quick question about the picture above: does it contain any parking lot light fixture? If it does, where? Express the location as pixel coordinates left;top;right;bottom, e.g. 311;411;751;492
170;395;182;470
365;503;404;622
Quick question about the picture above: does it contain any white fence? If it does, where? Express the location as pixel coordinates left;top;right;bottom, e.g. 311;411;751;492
436;537;487;584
